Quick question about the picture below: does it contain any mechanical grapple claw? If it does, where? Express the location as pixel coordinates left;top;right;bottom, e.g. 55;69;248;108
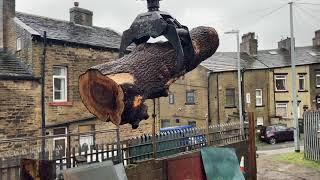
119;0;195;72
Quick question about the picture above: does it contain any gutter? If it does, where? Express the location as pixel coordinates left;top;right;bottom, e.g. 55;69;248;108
0;75;40;81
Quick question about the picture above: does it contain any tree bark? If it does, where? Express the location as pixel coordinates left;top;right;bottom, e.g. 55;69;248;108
79;26;219;129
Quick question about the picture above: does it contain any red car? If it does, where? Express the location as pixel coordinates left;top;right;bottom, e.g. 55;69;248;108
260;125;294;144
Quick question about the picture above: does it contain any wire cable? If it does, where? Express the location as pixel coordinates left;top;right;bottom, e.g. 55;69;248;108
295;4;320;22
241;3;288;29
297;3;320;6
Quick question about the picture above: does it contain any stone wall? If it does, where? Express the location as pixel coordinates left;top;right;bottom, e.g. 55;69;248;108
0;79;41;156
158;66;209;128
308;64;320;110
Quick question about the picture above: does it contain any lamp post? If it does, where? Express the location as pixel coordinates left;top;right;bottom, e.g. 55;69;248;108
225;30;244;137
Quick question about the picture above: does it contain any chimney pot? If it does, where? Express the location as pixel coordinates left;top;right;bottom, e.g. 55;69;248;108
74;2;79;7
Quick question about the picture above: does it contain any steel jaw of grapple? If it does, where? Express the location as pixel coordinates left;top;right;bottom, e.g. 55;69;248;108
119;2;195;73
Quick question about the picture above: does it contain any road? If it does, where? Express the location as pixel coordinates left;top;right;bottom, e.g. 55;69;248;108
256;142;320;180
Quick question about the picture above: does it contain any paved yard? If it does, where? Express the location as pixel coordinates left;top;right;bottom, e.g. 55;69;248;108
257;147;320;180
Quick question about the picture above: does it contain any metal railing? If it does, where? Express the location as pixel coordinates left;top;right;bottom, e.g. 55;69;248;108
0;122;248;179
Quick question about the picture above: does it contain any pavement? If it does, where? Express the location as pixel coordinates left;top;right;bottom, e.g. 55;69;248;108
256;144;320;180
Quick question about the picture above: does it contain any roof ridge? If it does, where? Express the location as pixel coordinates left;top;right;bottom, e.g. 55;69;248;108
16;11;120;35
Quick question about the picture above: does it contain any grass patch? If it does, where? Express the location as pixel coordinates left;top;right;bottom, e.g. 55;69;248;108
274;152;320;169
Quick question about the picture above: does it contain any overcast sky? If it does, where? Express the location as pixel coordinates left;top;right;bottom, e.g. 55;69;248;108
16;0;320;52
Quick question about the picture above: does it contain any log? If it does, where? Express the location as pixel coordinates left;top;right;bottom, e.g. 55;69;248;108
79;26;219;129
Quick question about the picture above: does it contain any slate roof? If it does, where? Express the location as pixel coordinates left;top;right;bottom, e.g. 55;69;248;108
0;50;34;79
16;12;122;50
201;46;320;72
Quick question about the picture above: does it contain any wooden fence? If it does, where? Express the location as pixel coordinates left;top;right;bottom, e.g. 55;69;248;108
304;111;320;161
0;122;247;179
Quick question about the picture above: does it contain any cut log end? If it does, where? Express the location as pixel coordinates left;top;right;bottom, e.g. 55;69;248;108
79;70;126;125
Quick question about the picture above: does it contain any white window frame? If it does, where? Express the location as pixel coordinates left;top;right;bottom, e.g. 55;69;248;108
316;74;320;88
276;103;288;118
168;94;175;104
53;66;68;102
256;89;263;106
53;127;67;157
186;90;195;104
298;75;305;91
16;38;22;51
275;75;287;91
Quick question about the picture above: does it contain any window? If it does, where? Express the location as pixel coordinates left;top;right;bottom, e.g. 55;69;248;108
276;125;287;131
275;75;287;91
188;121;197;127
79;125;95;152
16;38;22;51
226;88;236;107
168;94;175;104
246;93;251;104
186;90;195;104
53;66;67;102
257;117;264;126
276;103;288;118
256;89;263;106
316;73;320;87
161;119;170;128
298;75;305;91
53;127;67;157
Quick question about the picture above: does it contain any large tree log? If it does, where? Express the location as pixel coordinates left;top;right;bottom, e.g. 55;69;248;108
79;26;219;129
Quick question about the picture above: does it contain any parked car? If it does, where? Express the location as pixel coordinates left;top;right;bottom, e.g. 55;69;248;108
260;125;294;144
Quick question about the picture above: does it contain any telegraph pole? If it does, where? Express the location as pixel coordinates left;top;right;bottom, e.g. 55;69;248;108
289;2;300;152
225;30;244;137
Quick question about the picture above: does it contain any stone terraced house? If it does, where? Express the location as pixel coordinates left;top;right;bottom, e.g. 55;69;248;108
159;31;320;129
0;0;156;157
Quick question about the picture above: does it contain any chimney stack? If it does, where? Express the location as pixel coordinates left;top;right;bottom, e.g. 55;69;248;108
313;30;320;47
240;32;258;56
70;2;93;26
278;37;294;52
0;0;16;51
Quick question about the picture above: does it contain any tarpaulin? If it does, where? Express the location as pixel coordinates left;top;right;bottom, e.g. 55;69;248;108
201;147;245;180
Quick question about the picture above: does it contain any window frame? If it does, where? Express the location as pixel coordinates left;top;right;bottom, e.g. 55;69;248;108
168;93;175;104
161;119;170;128
52;127;67;157
298;75;305;91
225;88;236;107
316;73;320;88
186;90;195;104
53;66;68;102
275;75;287;92
255;89;263;107
188;121;197;127
276;103;288;118
16;37;22;51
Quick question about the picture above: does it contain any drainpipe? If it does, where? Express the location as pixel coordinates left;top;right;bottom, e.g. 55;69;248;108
41;31;47;159
207;71;213;124
217;73;220;124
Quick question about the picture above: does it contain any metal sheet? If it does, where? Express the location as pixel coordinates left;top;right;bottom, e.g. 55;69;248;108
167;153;206;180
200;147;245;180
63;161;120;180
